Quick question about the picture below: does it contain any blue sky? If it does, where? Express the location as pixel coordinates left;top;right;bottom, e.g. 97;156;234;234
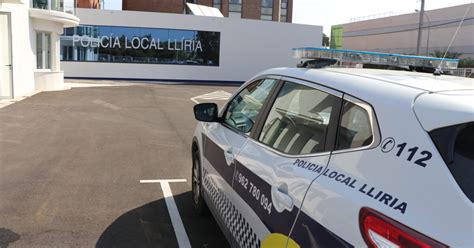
102;0;121;10
103;0;472;34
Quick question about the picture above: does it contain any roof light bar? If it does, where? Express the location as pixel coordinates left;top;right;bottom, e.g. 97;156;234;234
293;47;459;69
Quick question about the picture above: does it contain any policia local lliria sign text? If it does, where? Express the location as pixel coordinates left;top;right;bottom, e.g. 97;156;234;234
60;25;220;66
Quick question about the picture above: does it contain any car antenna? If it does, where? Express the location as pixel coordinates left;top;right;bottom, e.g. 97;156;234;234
434;3;472;76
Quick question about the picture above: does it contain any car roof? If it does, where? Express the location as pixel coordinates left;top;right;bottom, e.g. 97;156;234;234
257;67;474;94
256;67;474;130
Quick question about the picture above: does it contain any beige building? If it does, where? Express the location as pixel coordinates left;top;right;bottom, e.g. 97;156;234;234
331;4;474;58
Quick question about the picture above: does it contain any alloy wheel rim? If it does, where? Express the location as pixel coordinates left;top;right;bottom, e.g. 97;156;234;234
192;158;201;204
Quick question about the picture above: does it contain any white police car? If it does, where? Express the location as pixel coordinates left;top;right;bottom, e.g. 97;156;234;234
191;65;473;247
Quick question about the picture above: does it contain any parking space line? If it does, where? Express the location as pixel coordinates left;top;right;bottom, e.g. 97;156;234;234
92;99;121;110
0;139;21;144
190;90;231;104
140;179;191;248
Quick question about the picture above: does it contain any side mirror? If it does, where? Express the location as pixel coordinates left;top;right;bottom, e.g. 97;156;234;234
193;103;219;122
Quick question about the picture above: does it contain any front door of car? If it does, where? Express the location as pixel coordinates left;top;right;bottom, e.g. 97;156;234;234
233;78;343;247
200;77;279;247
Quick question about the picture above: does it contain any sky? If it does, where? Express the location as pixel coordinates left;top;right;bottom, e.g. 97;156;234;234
293;0;473;34
102;0;121;10
103;0;472;34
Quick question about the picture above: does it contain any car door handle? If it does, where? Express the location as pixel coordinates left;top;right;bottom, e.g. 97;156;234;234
271;186;294;213
224;148;234;166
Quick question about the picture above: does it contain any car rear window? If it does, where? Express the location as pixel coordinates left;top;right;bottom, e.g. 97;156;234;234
336;100;373;150
430;122;474;202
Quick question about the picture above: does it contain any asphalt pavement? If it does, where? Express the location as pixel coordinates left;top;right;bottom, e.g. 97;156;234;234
0;81;238;247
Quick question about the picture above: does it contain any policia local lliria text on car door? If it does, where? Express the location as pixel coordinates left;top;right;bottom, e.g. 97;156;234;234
192;75;381;247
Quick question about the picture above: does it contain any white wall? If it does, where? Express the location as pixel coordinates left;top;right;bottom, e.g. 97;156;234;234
31;17;67;91
0;2;35;97
62;9;323;82
1;0;79;98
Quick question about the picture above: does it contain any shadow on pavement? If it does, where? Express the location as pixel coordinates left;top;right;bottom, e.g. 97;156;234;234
0;228;20;248
96;191;228;248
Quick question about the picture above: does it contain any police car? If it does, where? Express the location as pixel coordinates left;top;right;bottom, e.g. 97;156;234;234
190;49;473;248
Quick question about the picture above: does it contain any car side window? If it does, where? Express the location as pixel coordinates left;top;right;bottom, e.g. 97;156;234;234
223;78;277;134
259;81;339;155
336;100;373;150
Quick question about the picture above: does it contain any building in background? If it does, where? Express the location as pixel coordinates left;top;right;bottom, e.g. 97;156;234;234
60;8;319;82
331;4;474;58
0;0;79;99
122;0;293;22
77;0;100;9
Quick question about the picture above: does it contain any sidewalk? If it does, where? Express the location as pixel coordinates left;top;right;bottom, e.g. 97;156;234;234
0;80;145;109
0;91;39;109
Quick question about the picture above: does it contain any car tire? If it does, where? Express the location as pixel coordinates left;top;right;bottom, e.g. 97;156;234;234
192;149;209;216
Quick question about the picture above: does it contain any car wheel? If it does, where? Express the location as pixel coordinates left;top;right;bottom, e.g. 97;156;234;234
192;149;209;215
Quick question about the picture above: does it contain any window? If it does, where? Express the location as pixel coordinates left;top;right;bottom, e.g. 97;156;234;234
259;82;339;155
213;0;221;10
36;32;51;70
32;0;75;14
261;0;273;20
61;25;221;66
223;79;277;134
430;122;474;202
280;0;288;22
336;101;373;150
229;0;242;18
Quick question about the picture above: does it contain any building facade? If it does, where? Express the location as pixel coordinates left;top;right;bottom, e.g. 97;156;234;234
331;4;474;58
60;8;319;82
0;0;79;99
77;0;100;9
122;0;293;22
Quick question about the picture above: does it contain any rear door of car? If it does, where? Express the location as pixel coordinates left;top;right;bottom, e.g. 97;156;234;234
232;77;345;247
288;95;380;247
413;90;473;247
200;77;280;246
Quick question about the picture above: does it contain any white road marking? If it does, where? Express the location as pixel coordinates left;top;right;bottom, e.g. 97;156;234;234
0;139;21;144
140;179;187;183
92;99;121;111
190;90;232;104
140;179;191;248
0;114;25;118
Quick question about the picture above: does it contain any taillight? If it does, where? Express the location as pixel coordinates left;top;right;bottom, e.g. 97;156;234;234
359;207;448;248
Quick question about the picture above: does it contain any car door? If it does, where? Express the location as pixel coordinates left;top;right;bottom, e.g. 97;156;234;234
200;77;280;246
232;78;343;247
288;95;380;247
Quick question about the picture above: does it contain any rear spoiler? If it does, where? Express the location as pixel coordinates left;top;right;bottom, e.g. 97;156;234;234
414;90;474;132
